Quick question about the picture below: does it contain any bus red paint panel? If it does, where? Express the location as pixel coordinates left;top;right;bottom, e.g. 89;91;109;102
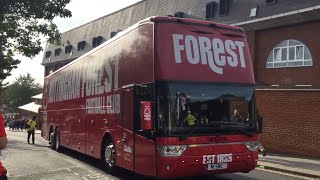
155;22;254;84
121;87;135;171
134;134;157;176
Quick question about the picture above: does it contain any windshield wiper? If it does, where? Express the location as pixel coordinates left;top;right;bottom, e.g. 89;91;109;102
179;122;220;141
178;121;253;141
179;126;197;141
206;121;253;137
224;126;253;137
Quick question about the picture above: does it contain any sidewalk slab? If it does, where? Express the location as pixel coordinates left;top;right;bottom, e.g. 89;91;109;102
5;127;41;134
258;154;320;179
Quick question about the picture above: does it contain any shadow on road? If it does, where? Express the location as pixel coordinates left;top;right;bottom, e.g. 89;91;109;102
58;147;145;180
6;138;50;152
6;132;259;180
55;148;258;180
31;143;50;148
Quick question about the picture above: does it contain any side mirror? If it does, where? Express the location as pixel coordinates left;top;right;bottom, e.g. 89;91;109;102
140;101;152;131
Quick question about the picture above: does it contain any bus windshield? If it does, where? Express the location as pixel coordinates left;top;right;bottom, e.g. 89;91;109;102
156;82;256;137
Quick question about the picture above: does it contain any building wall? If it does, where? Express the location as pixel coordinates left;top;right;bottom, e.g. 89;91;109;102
256;90;320;158
42;0;320;67
245;31;257;77
252;21;320;87
42;0;213;66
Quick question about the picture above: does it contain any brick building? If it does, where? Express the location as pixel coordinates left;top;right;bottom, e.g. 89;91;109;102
42;0;320;158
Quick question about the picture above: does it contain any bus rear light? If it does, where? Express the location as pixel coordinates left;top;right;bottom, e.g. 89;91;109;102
157;145;187;157
244;142;258;152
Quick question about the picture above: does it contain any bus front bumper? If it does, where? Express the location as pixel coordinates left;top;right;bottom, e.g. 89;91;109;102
156;152;258;179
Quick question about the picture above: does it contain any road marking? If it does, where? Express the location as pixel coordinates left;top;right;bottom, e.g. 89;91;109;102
82;173;112;179
257;168;313;179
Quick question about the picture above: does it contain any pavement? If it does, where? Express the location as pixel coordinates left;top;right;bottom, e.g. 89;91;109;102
5;127;319;179
5;127;41;134
258;154;320;179
5;130;309;180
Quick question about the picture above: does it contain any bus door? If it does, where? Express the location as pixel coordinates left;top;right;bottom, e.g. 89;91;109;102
121;87;135;171
134;84;156;176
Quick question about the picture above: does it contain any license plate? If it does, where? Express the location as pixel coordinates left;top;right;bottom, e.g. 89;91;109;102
206;163;227;170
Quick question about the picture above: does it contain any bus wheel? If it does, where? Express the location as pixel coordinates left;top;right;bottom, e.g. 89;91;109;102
102;141;116;173
55;129;62;152
50;131;56;150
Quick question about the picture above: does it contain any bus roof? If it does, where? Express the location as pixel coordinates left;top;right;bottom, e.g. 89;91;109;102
45;16;244;80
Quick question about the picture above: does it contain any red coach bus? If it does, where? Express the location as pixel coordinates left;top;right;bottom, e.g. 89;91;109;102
41;16;258;178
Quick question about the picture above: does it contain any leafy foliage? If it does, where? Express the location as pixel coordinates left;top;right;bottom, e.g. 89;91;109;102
0;0;72;88
0;73;42;113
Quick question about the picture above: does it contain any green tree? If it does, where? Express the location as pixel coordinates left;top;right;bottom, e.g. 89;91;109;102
0;0;72;88
1;73;42;113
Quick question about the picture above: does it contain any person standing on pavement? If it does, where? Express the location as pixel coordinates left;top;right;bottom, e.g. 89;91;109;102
0;112;8;179
20;118;25;131
256;109;267;156
8;120;13;131
13;119;18;131
23;118;28;131
26;116;37;144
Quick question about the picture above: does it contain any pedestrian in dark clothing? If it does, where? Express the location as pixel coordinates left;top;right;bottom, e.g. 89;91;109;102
16;119;21;131
20;119;25;131
24;118;28;131
8;120;14;131
256;109;267;156
13;120;19;131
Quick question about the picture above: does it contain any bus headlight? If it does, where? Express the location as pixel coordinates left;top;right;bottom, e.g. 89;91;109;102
244;142;258;152
157;145;187;157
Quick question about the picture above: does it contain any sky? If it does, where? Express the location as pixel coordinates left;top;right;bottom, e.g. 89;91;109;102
4;0;141;85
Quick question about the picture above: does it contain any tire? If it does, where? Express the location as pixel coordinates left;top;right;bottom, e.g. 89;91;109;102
102;140;117;174
55;129;62;152
50;131;56;150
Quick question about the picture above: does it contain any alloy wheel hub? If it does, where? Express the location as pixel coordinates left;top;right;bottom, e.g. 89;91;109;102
105;144;115;167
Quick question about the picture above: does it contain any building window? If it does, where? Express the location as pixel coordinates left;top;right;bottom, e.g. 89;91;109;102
249;7;258;18
92;36;103;48
174;11;184;18
219;0;229;16
111;31;117;38
266;0;277;5
206;2;215;19
45;51;51;58
77;41;86;51
54;48;61;56
266;40;312;68
65;45;73;54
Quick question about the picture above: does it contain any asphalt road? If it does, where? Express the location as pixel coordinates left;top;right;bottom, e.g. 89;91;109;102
2;130;312;180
